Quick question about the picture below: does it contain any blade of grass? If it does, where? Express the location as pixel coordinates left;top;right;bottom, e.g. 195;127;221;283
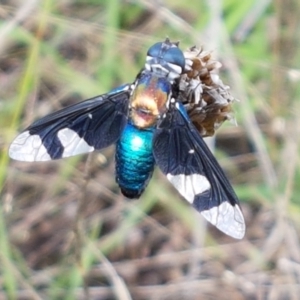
99;0;121;90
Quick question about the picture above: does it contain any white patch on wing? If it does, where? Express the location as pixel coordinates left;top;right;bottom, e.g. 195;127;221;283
9;131;51;161
57;128;94;158
201;202;245;239
167;173;211;203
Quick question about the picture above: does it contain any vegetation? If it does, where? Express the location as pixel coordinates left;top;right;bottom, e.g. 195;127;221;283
1;0;300;299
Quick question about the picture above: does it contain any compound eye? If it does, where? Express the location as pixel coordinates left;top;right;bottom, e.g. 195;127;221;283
146;40;186;78
163;47;185;70
147;42;164;58
147;41;185;74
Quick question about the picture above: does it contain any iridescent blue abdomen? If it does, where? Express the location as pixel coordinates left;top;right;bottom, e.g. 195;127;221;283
115;123;154;198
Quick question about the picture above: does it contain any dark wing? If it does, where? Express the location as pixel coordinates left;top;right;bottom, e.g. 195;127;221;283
153;102;245;239
9;85;131;161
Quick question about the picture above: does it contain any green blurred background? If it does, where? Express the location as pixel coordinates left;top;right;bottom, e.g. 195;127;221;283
1;0;300;299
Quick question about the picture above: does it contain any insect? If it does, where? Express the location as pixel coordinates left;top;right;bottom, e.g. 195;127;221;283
9;38;245;239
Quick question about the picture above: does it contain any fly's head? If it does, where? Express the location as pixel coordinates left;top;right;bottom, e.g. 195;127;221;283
145;38;185;83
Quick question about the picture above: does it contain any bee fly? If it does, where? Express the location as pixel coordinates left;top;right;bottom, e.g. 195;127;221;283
9;38;245;239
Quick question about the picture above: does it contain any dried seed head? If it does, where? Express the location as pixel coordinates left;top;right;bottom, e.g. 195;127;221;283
180;45;235;137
